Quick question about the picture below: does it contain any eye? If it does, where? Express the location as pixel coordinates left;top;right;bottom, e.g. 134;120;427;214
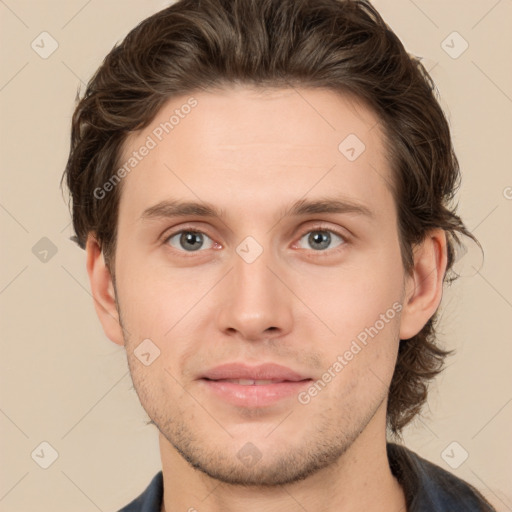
163;227;346;254
165;230;215;252
296;229;346;251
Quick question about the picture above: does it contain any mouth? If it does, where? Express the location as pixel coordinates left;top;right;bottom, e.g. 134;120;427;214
205;378;300;385
198;363;313;407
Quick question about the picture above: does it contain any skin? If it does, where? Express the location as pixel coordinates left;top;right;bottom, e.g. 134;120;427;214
87;86;447;512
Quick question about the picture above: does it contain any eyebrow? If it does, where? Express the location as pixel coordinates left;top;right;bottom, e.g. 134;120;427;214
140;196;374;222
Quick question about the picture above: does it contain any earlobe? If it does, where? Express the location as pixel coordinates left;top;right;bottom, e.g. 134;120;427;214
399;229;448;340
85;234;125;346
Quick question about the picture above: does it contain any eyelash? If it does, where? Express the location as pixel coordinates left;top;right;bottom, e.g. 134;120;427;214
162;224;350;257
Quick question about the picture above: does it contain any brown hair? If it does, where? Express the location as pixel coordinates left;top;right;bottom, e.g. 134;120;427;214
62;0;477;435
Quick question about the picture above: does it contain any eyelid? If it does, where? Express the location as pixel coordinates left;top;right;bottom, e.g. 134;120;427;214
161;222;351;253
298;220;353;241
162;225;219;251
292;222;350;252
161;223;216;242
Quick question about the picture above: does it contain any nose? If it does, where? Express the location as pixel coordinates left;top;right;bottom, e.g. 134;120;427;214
215;246;294;342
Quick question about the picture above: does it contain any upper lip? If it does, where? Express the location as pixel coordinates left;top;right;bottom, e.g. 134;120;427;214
200;363;311;382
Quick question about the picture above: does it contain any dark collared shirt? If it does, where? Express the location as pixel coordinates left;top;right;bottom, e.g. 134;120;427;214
118;443;496;511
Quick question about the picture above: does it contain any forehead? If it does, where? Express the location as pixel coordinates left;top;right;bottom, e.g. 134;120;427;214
117;86;394;223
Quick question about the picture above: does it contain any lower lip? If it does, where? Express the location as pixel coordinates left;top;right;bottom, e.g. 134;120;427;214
200;379;312;407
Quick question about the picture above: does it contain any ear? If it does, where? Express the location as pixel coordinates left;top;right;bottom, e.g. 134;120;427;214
399;229;448;340
85;233;125;346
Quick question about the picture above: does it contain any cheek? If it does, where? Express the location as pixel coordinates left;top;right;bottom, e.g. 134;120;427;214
115;255;198;337
299;247;404;389
296;250;405;341
313;312;402;420
126;354;190;425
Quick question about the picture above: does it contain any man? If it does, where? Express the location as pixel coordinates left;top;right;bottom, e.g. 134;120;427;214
62;0;496;510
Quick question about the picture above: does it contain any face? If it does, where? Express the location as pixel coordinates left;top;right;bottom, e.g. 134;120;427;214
109;86;409;485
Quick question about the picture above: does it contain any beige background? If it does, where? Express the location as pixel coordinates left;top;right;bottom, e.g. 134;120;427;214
1;0;511;510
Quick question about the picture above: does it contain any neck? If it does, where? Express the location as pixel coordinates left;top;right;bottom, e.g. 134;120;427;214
159;411;406;512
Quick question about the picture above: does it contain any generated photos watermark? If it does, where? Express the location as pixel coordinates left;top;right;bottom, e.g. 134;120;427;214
298;301;403;405
93;97;198;200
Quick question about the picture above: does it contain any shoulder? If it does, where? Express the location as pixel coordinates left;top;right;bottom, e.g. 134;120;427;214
387;443;496;512
117;471;163;512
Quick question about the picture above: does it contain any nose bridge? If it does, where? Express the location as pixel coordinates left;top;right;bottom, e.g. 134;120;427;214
234;249;276;306
216;238;293;340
